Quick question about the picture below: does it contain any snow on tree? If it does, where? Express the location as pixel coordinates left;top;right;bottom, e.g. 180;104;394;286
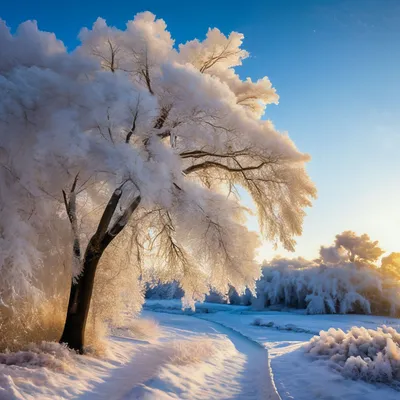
254;253;400;316
319;231;384;266
381;253;400;281
253;232;397;315
145;281;184;300
145;232;400;316
254;257;378;314
0;13;316;352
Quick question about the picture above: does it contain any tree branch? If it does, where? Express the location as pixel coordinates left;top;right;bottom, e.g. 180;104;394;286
102;195;141;248
180;149;252;159
183;160;269;175
125;108;139;144
62;173;81;263
92;188;123;243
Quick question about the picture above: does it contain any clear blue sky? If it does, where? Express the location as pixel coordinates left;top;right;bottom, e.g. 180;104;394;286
2;0;400;260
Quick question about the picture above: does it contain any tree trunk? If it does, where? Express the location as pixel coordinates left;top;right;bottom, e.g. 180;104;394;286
60;191;141;353
60;240;103;353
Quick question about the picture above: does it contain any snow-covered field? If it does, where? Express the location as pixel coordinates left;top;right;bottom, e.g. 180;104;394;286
145;300;400;400
0;310;278;399
1;300;400;399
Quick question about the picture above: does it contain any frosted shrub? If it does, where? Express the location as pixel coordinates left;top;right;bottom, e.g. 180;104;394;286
255;258;400;316
305;326;400;383
0;341;77;373
0;296;67;352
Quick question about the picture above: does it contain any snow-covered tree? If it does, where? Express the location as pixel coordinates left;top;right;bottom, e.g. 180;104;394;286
319;231;384;266
253;229;400;315
145;281;184;300
0;13;316;352
381;252;400;280
254;256;400;315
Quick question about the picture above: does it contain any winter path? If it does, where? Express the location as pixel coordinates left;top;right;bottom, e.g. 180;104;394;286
81;311;280;400
136;310;280;400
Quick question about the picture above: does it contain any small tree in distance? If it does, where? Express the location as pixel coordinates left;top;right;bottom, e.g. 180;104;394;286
0;13;316;352
320;231;384;267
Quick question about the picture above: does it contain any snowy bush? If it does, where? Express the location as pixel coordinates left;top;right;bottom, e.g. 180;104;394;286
0;341;77;373
305;326;400;384
252;318;318;334
0;293;110;355
0;296;67;352
254;257;400;316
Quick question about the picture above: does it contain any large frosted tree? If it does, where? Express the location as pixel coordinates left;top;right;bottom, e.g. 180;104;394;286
0;13;316;352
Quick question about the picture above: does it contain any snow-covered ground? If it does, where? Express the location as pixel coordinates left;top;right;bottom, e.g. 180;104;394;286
2;300;399;399
0;310;278;399
144;300;400;400
136;311;278;399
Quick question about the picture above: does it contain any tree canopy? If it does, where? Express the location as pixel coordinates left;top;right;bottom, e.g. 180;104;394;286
0;13;315;322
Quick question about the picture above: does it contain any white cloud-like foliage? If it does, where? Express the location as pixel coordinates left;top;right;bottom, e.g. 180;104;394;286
319;231;385;266
381;252;400;280
254;256;400;316
0;13;315;317
305;326;400;384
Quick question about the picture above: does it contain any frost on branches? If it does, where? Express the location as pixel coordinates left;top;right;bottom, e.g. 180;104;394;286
319;231;384;266
253;232;400;316
0;12;315;349
305;326;400;385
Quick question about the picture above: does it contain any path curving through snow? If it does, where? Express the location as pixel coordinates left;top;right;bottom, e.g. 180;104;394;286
82;311;280;400
140;311;280;400
0;309;280;400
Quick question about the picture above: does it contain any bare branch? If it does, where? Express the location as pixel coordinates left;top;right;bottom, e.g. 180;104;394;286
183;160;269;175
180;149;252;159
62;174;81;263
140;46;154;95
92;38;120;73
125;108;139;144
153;106;171;130
199;40;240;73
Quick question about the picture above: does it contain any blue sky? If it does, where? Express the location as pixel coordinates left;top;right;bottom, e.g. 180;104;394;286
2;0;400;260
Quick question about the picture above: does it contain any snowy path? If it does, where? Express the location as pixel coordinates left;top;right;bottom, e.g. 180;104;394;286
81;311;280;400
143;311;280;400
